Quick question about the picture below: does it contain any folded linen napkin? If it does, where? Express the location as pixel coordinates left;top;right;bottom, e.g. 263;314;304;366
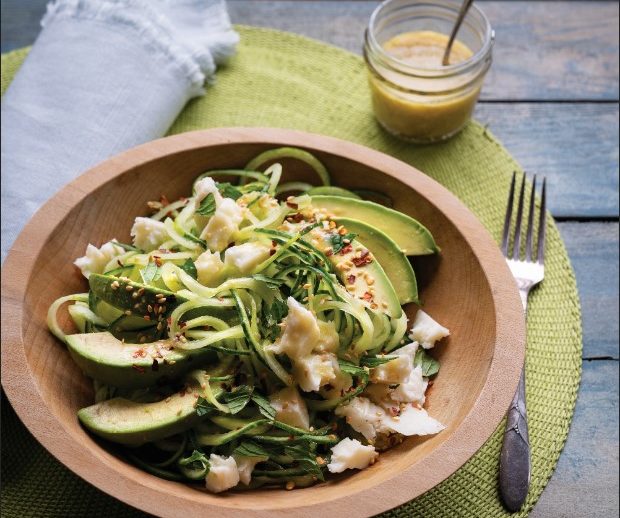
0;0;239;260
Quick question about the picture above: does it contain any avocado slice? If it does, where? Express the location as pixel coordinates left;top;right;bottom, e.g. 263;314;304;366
78;368;226;446
66;332;217;388
304;228;402;318
306;186;361;199
89;274;185;319
310;195;439;256
335;217;418;305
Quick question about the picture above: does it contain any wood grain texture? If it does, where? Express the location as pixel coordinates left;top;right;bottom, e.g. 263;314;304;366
474;103;619;218
0;128;525;518
557;222;619;359
1;0;618;100
530;360;619;518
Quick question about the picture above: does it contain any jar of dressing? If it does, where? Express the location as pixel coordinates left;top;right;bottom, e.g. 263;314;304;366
364;0;494;143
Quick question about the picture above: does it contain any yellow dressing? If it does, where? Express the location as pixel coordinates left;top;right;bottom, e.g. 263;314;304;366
369;31;482;142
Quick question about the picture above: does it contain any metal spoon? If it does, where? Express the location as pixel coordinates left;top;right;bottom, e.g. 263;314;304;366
442;0;475;65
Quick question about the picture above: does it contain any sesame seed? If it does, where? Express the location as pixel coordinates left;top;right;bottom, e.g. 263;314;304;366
125;285;134;291
132;292;139;299
124;310;132;316
285;481;295;490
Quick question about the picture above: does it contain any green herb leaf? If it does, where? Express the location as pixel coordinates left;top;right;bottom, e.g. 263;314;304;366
338;359;368;380
216;182;243;200
222;385;253;414
233;441;271;458
360;355;398;368
184;232;208;248
251;392;277;421
283;444;325;481
180;258;198;279
195;396;215;417
177;449;210;480
196;193;216;217
252;274;284;290
140;261;159;284
261;297;288;341
178;449;209;467
115;242;142;252
329;232;357;254
414;348;440;377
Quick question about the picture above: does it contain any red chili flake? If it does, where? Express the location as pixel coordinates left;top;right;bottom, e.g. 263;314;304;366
352;255;373;267
143;315;151;321
362;292;373;302
132;364;145;373
132;348;146;358
167;316;172;325
179;321;187;328
289;213;304;223
151;359;159;371
347;274;356;284
325;249;333;257
389;406;399;416
339;244;353;255
117;259;124;267
203;325;212;331
272;240;278;247
286;201;299;209
269;249;276;256
160;194;170;206
153;256;163;267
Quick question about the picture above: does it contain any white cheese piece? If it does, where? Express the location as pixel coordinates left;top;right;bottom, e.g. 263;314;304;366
315;320;340;353
224;242;271;274
327;438;378;473
269;386;310;430
267;297;320;359
195;250;225;287
194;177;223;207
335;397;387;440
409;310;450;349
130;217;169;252
293;353;338;392
74;240;124;279
391;365;428;404
200;198;243;252
234;455;266;485
370;355;412;384
205;454;240;493
389;341;419;361
382;405;445;436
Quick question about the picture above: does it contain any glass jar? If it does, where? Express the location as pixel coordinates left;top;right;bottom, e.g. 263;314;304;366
364;0;494;143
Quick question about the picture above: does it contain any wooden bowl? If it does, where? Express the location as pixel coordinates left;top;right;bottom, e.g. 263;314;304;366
1;128;525;517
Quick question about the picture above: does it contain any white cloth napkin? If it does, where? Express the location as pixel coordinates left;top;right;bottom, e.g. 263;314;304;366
1;0;238;260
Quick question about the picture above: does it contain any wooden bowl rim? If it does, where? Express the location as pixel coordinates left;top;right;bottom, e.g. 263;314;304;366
1;127;525;517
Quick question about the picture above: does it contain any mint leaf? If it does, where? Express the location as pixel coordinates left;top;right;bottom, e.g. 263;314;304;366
251;392;277;421
115;242;142;252
195;396;215;417
261;297;288;341
233;441;271;458
196;193;216;217
222;386;253;414
329;232;357;254
216;182;243;201
180;258;198;279
414;348;440;377
184;232;208;248
360;355;397;368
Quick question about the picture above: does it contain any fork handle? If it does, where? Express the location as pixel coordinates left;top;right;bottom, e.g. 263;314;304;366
499;301;531;513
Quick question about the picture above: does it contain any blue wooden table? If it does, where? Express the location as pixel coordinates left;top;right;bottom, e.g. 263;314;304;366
1;1;618;516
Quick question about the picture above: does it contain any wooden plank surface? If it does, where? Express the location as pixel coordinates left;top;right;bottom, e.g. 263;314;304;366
530;359;619;517
1;1;619;100
474;103;619;218
558;222;619;359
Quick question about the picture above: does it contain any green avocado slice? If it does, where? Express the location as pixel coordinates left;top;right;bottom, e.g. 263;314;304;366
306;186;361;199
78;369;226;446
335;217;418;305
66;332;217;388
310;195;439;256
89;274;186;319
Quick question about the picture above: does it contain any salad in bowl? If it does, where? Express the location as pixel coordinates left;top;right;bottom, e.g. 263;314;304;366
47;147;450;492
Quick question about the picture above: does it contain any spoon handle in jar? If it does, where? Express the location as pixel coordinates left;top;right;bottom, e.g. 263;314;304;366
442;0;475;65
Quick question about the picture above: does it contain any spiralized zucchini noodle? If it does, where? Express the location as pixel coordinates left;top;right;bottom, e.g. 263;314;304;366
48;147;449;492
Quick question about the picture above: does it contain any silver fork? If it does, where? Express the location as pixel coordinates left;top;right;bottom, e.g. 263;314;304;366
498;172;547;512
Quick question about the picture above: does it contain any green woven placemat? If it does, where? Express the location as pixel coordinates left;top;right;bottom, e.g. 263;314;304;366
1;26;582;518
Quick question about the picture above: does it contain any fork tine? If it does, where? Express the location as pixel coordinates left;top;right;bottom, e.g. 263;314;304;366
501;172;517;255
525;175;537;261
512;174;527;260
537;177;547;264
